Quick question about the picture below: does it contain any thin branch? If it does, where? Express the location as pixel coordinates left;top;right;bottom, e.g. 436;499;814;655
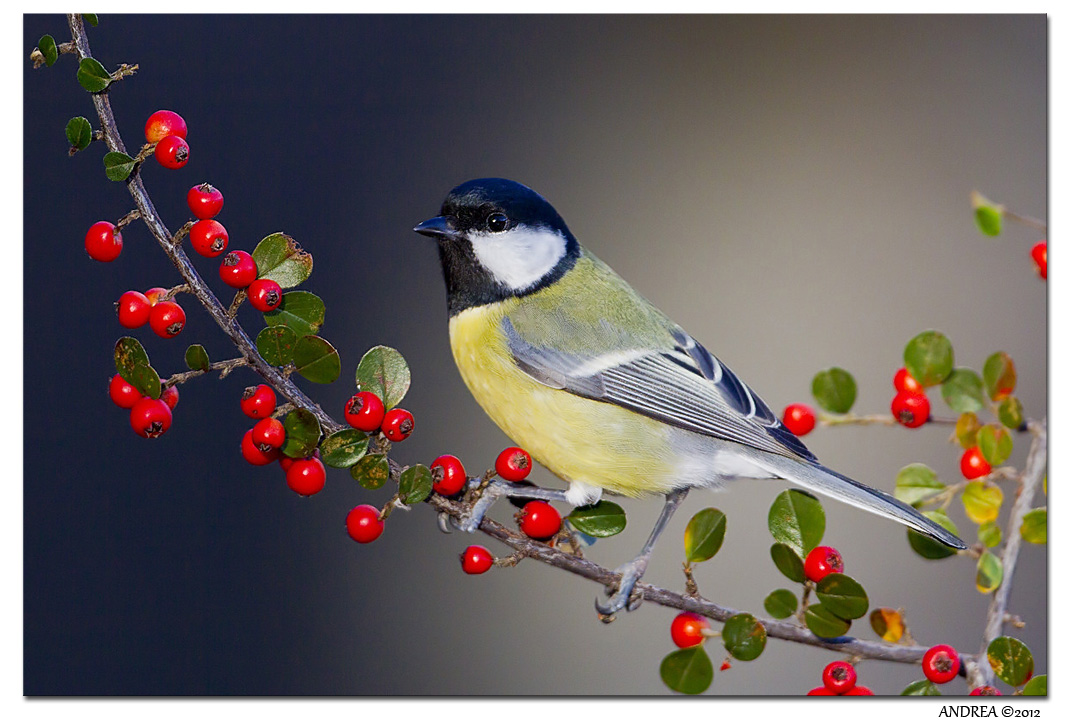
162;357;250;388
819;412;957;427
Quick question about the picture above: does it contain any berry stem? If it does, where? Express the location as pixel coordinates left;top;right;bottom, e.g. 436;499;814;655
161;356;250;388
171;220;195;247
818;411;958;427
115;209;141;230
1002;208;1047;232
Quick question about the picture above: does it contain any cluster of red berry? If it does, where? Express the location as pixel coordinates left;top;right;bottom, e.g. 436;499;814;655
116;286;185;338
236;384;327;497
807;660;872;695
109;373;179;438
343;391;414;442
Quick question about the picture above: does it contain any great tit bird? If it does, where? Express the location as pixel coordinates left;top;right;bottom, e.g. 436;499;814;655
414;178;966;615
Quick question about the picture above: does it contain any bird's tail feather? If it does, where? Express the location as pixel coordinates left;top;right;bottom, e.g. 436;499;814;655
754;455;967;550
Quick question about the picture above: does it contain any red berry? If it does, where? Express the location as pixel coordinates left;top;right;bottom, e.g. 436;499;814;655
248;278;283;312
116;291;152;328
344;391;386;432
495;446;532;482
781;403;816;436
219;250;258;288
149;300;186;338
822;660;857;694
241;429;279;465
154;134;190;169
279;449;319;473
922;644;961;684
129;397;172;438
287;457;326;496
1031;240;1047;280
144;287;169;305
843;686;873;695
144;110;187;143
460;545;494;574
719;660;732;672
807;686;836;696
804;545;844;583
240;384;276;418
109;374;142;409
891;390;930;428
669;612;709;648
187;183;224;220
969;686;1003;696
345;504;384;543
893;367;924;394
518;500;561;540
382;408;414;442
160;385;180;410
252;417;286;449
84;221;122;262
431;454;467;496
960;446;992;480
189;219;229;258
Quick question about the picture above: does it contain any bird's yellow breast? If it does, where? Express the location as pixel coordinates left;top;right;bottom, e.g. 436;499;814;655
448;302;680;498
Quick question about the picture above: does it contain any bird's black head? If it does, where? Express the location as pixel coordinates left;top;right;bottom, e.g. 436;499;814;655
414;178;581;316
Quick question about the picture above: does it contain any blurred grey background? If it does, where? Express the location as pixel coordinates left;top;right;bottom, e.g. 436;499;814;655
23;14;1046;695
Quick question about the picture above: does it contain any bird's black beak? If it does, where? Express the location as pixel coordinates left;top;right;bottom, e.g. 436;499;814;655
413;215;461;241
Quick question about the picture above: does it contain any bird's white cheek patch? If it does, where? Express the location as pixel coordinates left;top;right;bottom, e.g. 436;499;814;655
469;226;567;291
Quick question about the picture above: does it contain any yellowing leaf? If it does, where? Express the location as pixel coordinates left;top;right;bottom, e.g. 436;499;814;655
869;608;905;643
962;481;1003;525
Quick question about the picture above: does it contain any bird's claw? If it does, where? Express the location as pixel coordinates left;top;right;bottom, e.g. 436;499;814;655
595;560;647;616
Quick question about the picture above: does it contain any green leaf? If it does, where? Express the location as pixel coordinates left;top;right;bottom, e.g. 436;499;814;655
763;589;798;619
318;429;369;469
940;367;986;413
978;521;1002;548
811;367;857;414
350;453;390;490
38;35;58;66
722;613;766;661
184;344;210;372
976;552;1003;594
902;680;942;696
281;409;321;459
908;510;961;560
978;424;1013;466
815;573;868;620
76;57;111;93
256;326;298;366
767;489;824;558
769;543;806;583
684;508;727;563
998;396;1024;430
1022;674;1046;696
974;205;1003;236
987;637;1034;687
293;335;341;384
103;151;135;182
263;291;325;338
962;481;1003;524
904;330;955;387
66;117;93;152
1020;508;1046;544
659;646;713;695
356;345;412;410
114;336;150;382
83;13;99;26
567;501;627;538
956;412;982;449
252;232;313;289
129;363;161;400
983;352;1017;401
894;463;944;507
804;603;850;639
399;464;433;504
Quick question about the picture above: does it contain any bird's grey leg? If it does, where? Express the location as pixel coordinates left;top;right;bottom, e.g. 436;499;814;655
595;487;689;618
452;479;570;533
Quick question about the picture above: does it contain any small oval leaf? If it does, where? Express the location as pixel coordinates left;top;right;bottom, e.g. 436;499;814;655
83;13;99;26
184;344;210;372
763;589;798;619
66;116;92;152
722;613;766;661
815;573;869;620
975;551;1003;594
998;396;1025;430
902;679;942;696
978;521;1002;548
804;603;850;639
983;352;1017;400
811;367;857;414
941;367;986;413
962;481;1003;525
39;35;58;66
256;325;298;366
567;501;627;538
907;510;961;560
769;543;806;583
252;232;313;289
978;424;1013;466
103;151;135;182
894;463;944;507
684;508;727;563
281;409;322;459
987;637;1034;687
399;464;433;504
956;412;982;449
114;336;150;382
904;330;955;387
263;291;325;338
767;489;824;558
129;362;161;400
1022;675;1046;696
76;57;111;93
293;335;341;384
869;608;904;643
319;429;369;469
659;646;713;695
350;454;390;490
356;345;412;410
1020;508;1046;544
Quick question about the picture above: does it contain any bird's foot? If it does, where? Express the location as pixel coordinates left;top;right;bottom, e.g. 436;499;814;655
595;557;649;620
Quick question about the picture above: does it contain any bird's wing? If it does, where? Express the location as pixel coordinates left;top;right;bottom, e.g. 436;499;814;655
502;317;816;462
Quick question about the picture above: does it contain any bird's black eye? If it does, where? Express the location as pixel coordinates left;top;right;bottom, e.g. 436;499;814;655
485;212;509;233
